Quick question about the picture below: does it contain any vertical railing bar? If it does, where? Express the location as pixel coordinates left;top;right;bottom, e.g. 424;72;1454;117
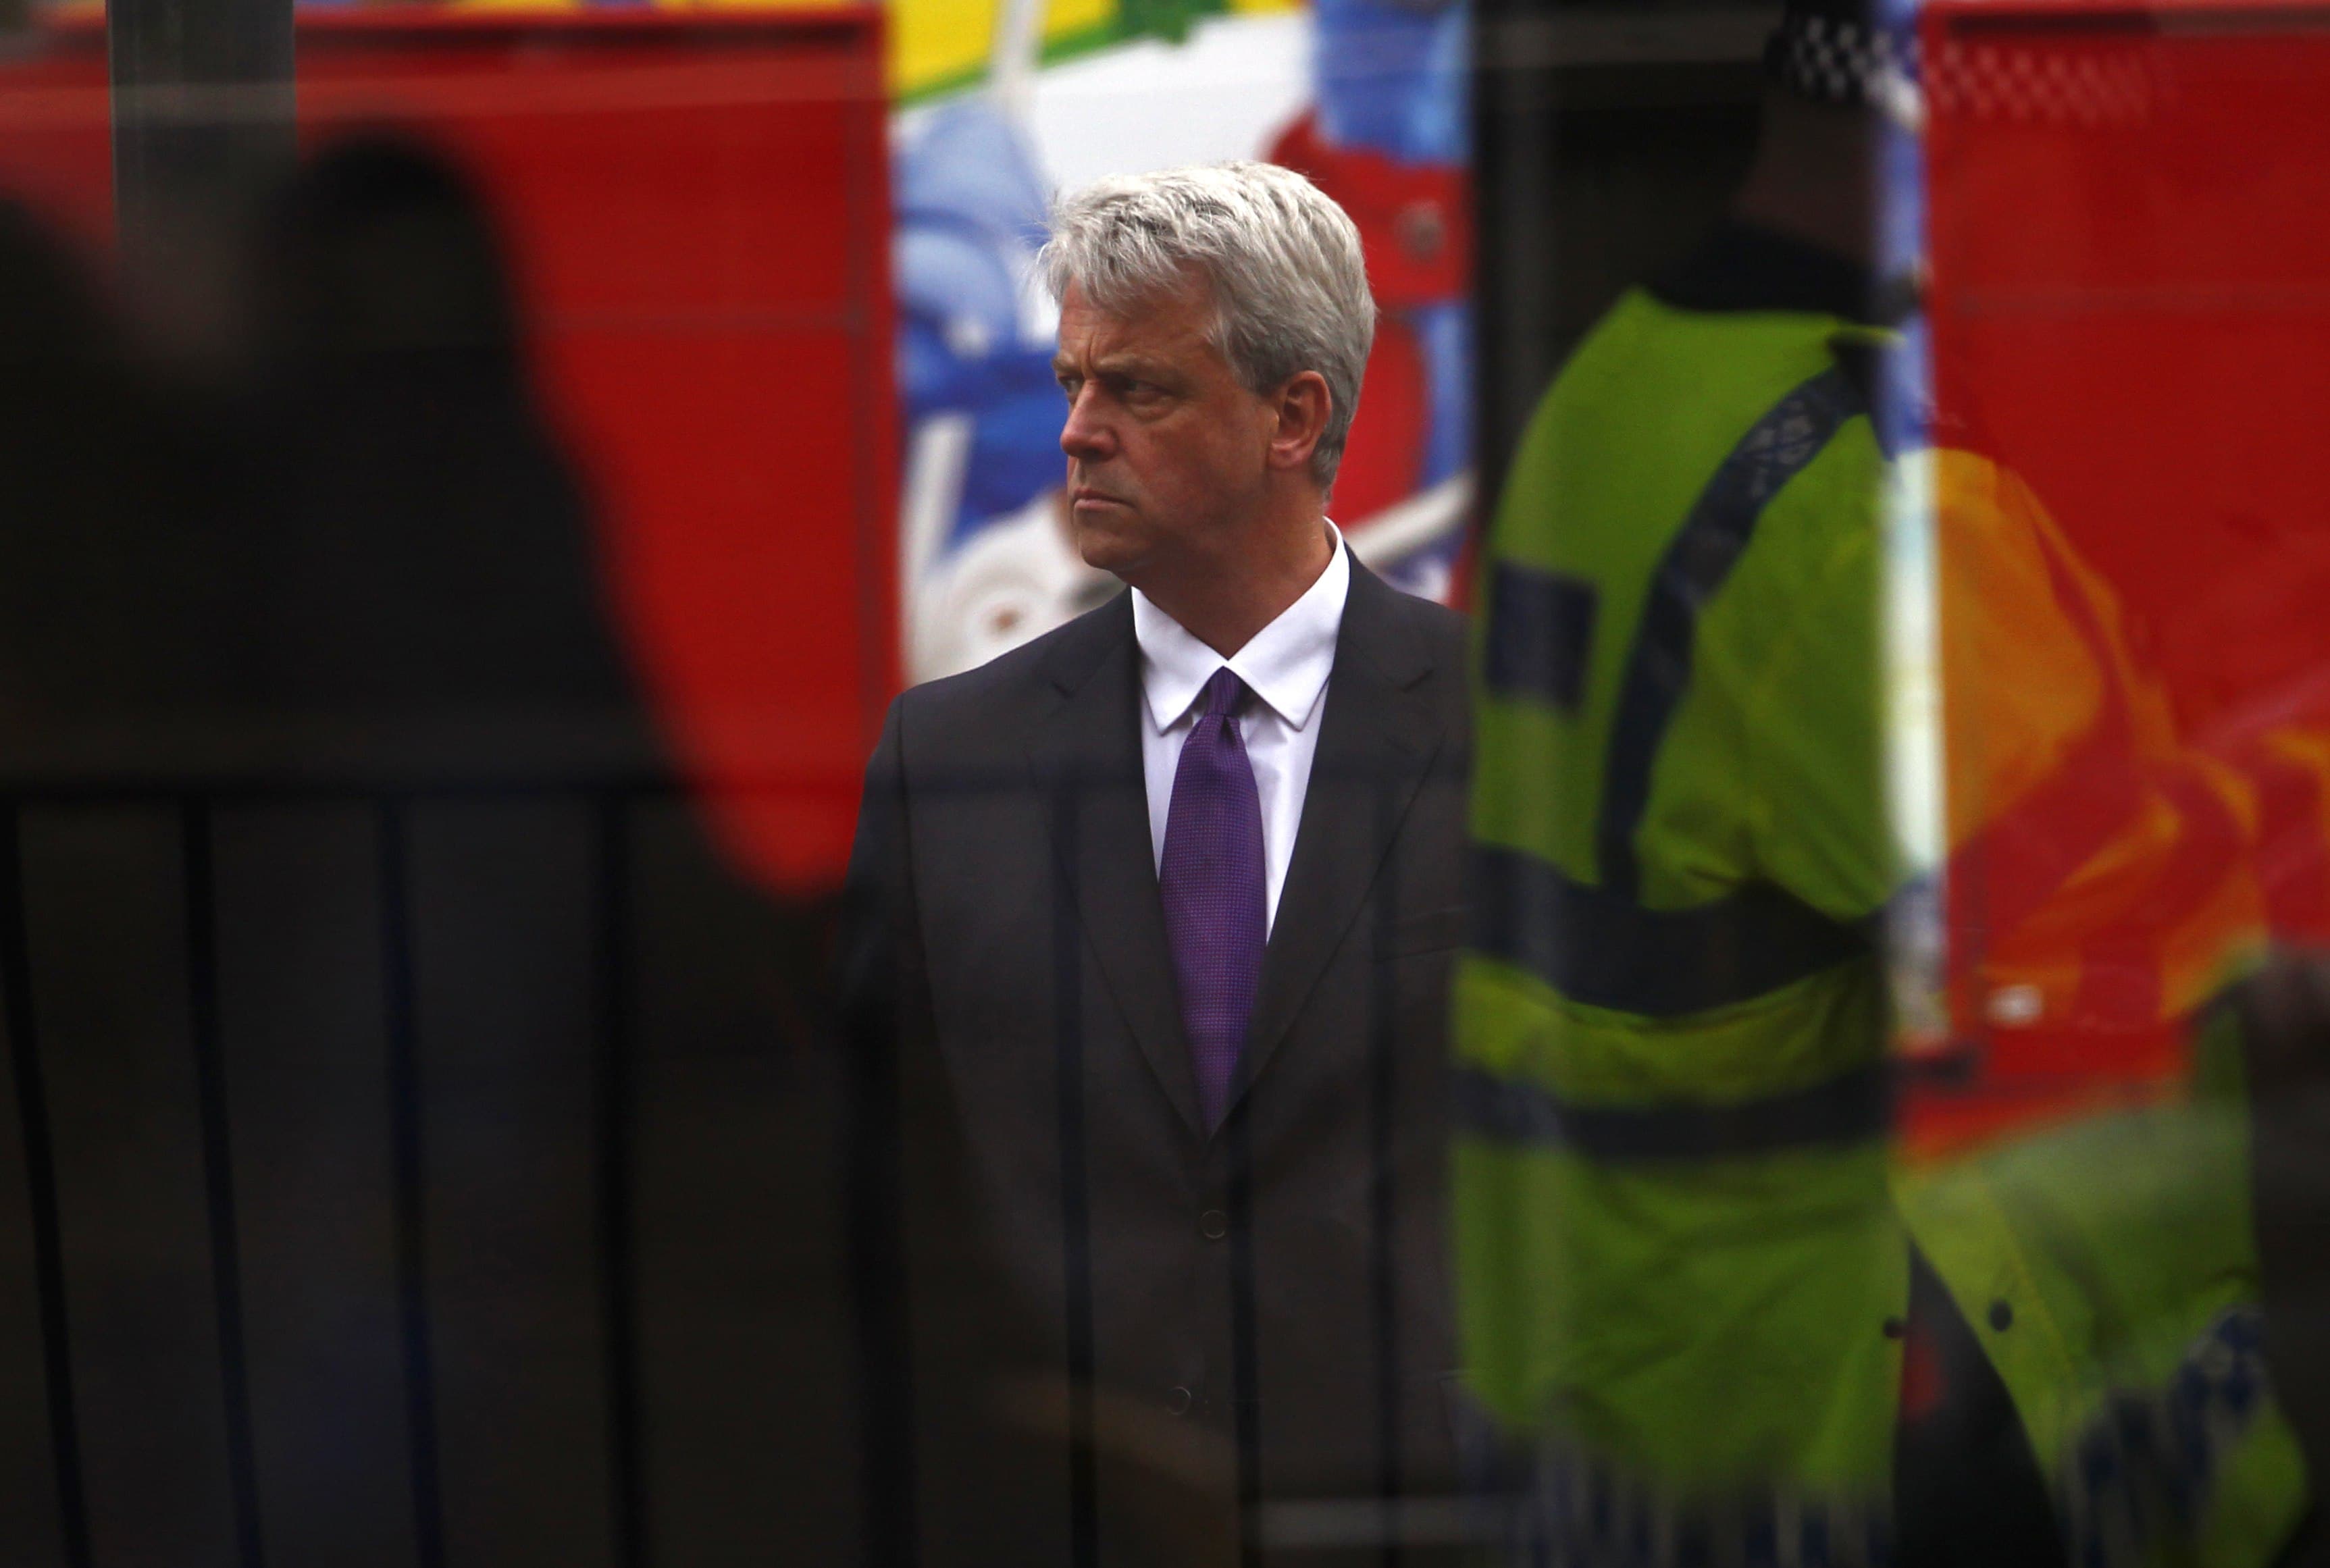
1227;1100;1263;1568
1367;780;1405;1568
378;797;447;1568
844;846;917;1567
1052;783;1098;1568
594;795;648;1568
0;800;92;1568
181;796;269;1568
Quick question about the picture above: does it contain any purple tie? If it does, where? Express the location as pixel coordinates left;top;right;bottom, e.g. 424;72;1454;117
1159;667;1268;1130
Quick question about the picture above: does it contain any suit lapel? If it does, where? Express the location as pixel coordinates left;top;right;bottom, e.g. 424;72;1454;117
1226;563;1446;1124
1025;594;1206;1138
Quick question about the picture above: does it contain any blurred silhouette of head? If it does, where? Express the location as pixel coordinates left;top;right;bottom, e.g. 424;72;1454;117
257;133;520;376
0;140;653;781
238;134;648;773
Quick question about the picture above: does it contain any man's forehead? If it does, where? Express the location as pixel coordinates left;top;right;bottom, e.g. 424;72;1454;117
1060;267;1212;319
1056;278;1218;363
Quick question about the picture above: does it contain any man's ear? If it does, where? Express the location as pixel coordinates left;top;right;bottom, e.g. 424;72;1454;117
1266;371;1332;477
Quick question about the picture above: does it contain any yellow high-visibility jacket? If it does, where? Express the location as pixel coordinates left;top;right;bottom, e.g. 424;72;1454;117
1456;267;2308;1567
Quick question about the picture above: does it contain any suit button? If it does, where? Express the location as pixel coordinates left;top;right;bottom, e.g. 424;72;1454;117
1199;1209;1229;1241
1167;1385;1193;1416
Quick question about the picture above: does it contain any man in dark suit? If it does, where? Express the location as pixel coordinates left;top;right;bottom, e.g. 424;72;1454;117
842;161;1468;1566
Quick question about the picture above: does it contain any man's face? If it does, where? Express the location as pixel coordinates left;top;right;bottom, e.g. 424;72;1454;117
1052;275;1280;585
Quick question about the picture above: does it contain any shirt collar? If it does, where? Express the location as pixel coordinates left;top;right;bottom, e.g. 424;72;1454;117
1131;523;1349;735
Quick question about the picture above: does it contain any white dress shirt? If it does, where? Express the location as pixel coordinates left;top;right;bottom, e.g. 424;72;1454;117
1132;525;1350;935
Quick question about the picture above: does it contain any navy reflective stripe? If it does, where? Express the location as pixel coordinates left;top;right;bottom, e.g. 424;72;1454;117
1470;845;1873;1019
1483;565;1599;712
1491;1435;1892;1565
1499;1442;1894;1568
2061;1307;2269;1568
1453;1061;1891;1161
1828;335;1924;463
1597;365;1865;899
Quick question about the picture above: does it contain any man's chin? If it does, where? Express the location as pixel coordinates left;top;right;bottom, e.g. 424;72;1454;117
1071;519;1145;579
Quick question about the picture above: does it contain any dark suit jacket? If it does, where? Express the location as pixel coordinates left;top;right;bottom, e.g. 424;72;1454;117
842;558;1470;1563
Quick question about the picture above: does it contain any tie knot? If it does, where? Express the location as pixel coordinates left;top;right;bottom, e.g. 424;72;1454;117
1201;667;1249;721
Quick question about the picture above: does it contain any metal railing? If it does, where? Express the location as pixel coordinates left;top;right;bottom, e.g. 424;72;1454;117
0;775;712;1568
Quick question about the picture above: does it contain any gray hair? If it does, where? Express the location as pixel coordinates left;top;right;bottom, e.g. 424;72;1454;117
1038;161;1376;491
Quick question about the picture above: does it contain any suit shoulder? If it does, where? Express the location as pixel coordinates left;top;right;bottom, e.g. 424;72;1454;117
891;592;1127;749
1355;579;1470;751
1402;589;1468;646
1376;581;1468;663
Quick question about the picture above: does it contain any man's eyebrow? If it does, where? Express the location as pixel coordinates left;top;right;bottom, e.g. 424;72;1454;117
1090;352;1176;381
1052;349;1180;383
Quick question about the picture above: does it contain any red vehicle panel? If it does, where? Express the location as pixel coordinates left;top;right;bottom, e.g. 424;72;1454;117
1918;0;2330;1147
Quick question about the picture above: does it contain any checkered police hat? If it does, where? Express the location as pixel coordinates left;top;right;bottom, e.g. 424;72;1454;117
1764;0;1918;109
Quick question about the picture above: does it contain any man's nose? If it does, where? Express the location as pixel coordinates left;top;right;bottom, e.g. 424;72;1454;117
1060;384;1114;463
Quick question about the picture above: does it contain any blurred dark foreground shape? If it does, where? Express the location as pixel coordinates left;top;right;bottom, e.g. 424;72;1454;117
0;141;883;1567
2232;952;2330;1568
